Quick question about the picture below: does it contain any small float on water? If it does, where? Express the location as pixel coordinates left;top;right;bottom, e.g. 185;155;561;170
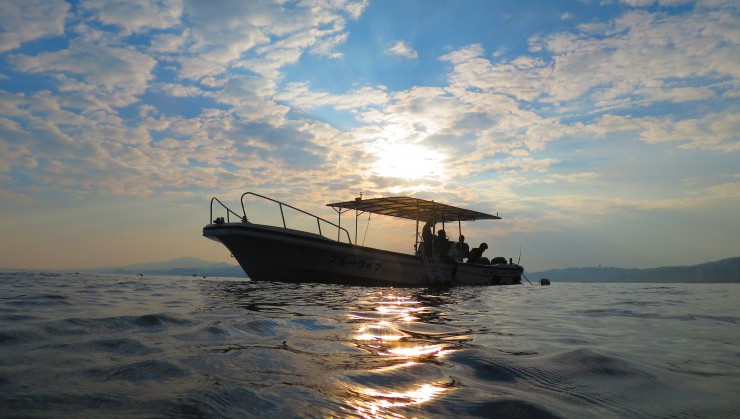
203;192;523;287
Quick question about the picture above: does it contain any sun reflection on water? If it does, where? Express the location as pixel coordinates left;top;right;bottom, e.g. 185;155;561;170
385;344;452;358
345;291;459;418
353;383;450;418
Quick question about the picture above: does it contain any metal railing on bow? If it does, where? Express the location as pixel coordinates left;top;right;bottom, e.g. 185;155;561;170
210;197;244;224
209;191;353;244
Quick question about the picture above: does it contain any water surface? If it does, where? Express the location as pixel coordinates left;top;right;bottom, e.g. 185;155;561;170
0;271;737;418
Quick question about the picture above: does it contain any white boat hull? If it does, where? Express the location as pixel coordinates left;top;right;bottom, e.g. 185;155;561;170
203;222;522;287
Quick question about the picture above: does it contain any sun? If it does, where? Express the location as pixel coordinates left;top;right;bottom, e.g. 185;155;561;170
370;143;447;180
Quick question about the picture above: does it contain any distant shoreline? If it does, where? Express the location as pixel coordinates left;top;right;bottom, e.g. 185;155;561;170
3;256;737;283
529;256;739;283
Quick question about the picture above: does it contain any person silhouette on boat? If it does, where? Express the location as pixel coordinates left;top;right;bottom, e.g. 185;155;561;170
466;243;488;264
421;220;434;255
434;229;460;282
435;229;451;257
453;235;470;262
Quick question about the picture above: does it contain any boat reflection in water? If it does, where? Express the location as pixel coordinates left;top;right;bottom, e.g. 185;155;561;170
344;291;467;418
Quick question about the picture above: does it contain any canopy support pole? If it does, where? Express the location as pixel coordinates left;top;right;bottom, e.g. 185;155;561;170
332;206;352;243
337;207;342;242
415;200;420;253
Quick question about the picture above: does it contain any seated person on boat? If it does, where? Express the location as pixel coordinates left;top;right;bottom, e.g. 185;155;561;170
450;235;470;262
436;229;451;256
466;243;489;264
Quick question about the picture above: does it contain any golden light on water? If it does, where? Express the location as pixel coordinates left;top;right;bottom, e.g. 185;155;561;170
346;292;458;418
375;303;421;322
362;383;448;404
385;344;450;358
352;383;450;418
354;324;405;342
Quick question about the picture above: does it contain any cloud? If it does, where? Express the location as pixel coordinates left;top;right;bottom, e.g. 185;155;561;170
587;112;740;152
0;0;736;211
621;0;656;6
81;0;184;34
441;45;551;102
12;42;157;107
230;121;329;169
149;31;188;53
432;2;739;160
621;0;694;6
636;113;740;152
543;8;739;106
707;181;740;198
545;178;740;215
152;82;204;97
177;0;366;80
0;87;334;198
207;75;289;122
276;82;388;111
0;0;69;53
386;40;419;59
551;172;601;182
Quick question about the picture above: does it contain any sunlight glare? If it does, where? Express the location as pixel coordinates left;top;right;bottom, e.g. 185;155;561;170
371;143;446;180
386;344;447;358
351;382;450;418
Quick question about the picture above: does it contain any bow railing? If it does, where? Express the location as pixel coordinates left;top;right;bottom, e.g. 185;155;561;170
209;191;353;244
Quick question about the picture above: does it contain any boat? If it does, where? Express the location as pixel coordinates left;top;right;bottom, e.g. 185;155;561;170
203;192;523;286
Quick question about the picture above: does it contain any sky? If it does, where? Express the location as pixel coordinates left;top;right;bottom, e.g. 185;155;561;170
0;0;738;272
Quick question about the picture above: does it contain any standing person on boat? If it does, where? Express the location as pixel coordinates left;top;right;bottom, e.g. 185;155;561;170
421;220;434;255
454;235;470;262
435;229;459;282
466;243;488;264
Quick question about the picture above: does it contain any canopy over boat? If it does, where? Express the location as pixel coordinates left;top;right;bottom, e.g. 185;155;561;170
326;196;500;223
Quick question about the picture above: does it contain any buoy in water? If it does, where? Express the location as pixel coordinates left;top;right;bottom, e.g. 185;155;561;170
539;278;551;286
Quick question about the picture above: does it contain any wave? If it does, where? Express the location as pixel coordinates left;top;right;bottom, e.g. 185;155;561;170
84;360;189;382
41;313;193;336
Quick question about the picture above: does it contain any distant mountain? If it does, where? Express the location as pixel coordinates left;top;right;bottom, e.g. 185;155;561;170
90;257;245;278
529;257;740;283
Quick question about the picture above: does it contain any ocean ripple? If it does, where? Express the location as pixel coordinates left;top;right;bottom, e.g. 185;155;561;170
0;273;737;418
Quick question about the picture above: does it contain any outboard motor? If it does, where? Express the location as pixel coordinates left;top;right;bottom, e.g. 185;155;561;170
491;256;507;265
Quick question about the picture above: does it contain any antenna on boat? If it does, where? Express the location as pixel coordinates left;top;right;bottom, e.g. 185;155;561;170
517;246;522;265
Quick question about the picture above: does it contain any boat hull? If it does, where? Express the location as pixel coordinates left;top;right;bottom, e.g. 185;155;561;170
203;223;522;287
